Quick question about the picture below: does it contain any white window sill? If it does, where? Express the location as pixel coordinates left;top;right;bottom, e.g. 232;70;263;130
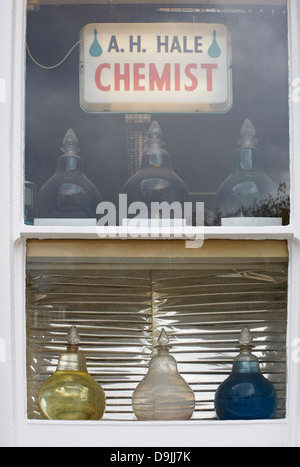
19;224;295;240
20;418;288;447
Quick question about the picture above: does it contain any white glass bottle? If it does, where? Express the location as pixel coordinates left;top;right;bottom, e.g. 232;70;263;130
132;329;195;421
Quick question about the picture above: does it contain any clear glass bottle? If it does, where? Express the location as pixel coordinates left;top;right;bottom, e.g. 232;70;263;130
215;119;277;219
214;327;277;420
38;326;106;420
132;329;195;421
37;129;101;219
121;121;189;218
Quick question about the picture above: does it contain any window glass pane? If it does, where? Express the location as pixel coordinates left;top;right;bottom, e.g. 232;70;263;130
25;1;289;227
26;239;288;421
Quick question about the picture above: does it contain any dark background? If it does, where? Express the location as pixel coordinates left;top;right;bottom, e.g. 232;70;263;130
25;3;290;224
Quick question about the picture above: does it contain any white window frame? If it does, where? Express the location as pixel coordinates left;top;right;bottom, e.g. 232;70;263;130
1;0;300;447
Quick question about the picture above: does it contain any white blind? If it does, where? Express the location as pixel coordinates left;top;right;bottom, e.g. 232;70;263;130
26;258;287;420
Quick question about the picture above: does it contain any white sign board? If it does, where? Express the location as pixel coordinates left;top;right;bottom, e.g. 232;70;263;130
80;23;232;113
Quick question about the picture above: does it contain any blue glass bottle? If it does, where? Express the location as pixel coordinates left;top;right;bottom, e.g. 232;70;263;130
214;327;277;420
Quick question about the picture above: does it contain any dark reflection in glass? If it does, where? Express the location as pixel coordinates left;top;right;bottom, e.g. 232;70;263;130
25;3;289;225
37;129;101;219
121;121;189;220
215;119;278;221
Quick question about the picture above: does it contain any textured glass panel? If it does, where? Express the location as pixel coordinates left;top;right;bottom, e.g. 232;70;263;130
26;259;287;420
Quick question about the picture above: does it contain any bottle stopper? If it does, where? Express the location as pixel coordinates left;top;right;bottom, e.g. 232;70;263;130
238;119;258;147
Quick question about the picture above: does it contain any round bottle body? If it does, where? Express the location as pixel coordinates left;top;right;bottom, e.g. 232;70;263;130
38;370;106;420
214;361;277;420
123;166;189;208
37;154;101;219
132;354;195;421
215;146;277;218
122;121;189;219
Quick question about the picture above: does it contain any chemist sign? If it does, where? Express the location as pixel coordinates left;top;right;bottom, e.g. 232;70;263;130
80;23;232;113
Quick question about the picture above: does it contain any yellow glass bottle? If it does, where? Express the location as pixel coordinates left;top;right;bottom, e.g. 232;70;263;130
38;326;105;420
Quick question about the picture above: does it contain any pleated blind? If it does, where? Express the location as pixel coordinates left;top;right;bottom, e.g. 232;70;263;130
26;258;287;420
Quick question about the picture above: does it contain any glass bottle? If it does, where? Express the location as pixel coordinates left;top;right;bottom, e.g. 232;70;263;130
37;129;101;219
38;326;106;420
215;119;277;219
214;327;277;420
121;121;189;219
132;329;195;421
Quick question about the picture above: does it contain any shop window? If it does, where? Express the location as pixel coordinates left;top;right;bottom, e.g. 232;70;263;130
22;0;290;432
25;1;290;227
26;239;288;421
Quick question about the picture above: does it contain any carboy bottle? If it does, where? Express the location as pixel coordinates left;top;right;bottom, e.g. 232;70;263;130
37;129;101;219
132;329;195;420
214;327;277;420
38;326;106;420
121;121;189;218
215;119;277;219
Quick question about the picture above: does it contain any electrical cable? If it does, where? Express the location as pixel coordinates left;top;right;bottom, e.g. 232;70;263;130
26;40;81;70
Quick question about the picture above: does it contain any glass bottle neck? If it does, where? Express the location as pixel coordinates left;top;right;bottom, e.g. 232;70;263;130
148;350;178;374
56;154;84;173
232;360;260;374
140;145;172;170
56;348;88;372
231;146;265;175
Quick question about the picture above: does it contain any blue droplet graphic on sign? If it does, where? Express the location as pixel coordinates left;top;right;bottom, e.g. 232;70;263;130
90;29;102;57
208;30;221;58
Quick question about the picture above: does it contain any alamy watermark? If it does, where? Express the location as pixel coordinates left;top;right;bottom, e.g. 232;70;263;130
95;194;204;248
